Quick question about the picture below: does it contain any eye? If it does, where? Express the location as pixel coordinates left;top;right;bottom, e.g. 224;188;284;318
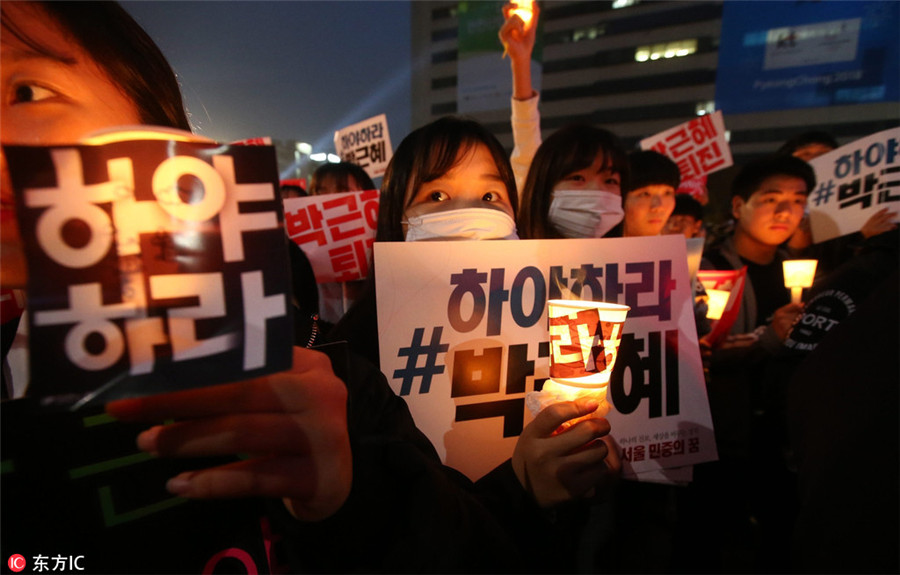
482;191;503;202
606;175;621;187
429;191;450;202
562;173;586;183
12;83;57;104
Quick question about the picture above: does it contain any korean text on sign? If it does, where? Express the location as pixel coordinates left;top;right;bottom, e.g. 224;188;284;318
284;190;379;283
4;137;294;407
640;110;733;179
376;237;717;481
807;127;900;243
333;114;394;179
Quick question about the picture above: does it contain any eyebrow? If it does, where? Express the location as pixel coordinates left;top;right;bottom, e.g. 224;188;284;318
758;188;810;197
1;17;78;66
3;44;77;66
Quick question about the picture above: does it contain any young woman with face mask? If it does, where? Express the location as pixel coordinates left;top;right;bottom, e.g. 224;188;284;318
517;123;630;240
328;118;620;557
329;116;519;364
377;116;520;243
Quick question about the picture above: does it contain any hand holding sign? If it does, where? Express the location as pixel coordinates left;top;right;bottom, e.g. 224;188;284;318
107;346;353;522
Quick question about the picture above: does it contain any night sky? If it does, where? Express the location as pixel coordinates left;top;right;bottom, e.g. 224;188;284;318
124;1;412;156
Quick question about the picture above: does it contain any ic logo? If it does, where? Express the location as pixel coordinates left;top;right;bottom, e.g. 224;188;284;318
8;555;26;573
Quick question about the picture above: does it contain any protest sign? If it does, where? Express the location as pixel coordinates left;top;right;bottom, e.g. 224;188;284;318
333;114;393;179
376;236;717;481
640;111;733;181
283;190;379;283
807;127;900;244
5;133;293;408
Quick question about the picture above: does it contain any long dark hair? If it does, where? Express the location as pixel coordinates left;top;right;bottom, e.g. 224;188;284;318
518;124;628;239
1;1;190;131
376;116;518;242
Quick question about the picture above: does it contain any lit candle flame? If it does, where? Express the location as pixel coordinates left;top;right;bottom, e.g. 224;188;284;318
705;288;730;320
783;259;817;304
510;0;534;29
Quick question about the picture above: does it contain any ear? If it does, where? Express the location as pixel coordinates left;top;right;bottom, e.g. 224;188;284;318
731;196;744;221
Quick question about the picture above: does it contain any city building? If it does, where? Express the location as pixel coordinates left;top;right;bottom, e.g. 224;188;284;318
411;0;899;218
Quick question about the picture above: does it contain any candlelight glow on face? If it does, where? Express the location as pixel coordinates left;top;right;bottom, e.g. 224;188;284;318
510;0;534;29
783;259;817;304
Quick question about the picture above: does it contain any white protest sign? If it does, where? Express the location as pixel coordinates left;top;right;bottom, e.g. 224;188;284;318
807;126;900;244
376;237;718;481
283;190;379;283
333;114;393;179
640;111;733;180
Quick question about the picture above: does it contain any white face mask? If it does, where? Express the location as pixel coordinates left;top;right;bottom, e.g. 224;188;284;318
548;189;624;239
404;207;519;242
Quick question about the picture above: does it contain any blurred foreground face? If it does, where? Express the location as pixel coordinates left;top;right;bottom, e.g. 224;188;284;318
1;3;142;288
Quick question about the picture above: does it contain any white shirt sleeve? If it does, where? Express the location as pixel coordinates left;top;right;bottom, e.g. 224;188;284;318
509;92;542;198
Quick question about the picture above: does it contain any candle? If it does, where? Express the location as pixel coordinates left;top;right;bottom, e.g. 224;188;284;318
510;0;534;29
782;259;817;304
527;299;630;419
705;288;730;320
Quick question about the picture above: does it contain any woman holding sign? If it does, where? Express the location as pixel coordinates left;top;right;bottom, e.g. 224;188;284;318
330;115;623;571
0;2;575;572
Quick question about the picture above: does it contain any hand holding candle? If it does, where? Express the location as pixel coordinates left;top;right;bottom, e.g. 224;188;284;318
500;1;539;61
509;0;534;29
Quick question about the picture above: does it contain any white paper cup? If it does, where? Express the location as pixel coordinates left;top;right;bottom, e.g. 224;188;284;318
547;299;629;387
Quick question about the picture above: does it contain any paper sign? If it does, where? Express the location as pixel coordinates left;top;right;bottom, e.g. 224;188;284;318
807;127;900;243
333;114;393;179
640;111;733;180
5;137;294;408
230;136;273;146
283;190;379;283
697;268;747;348
375;237;718;481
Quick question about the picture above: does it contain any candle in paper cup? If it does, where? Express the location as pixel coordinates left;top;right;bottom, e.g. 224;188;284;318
783;259;817;304
705;288;730;320
548;299;628;386
526;300;630;419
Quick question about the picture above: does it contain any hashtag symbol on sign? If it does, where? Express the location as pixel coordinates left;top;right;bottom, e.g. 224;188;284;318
811;179;835;207
394;327;449;396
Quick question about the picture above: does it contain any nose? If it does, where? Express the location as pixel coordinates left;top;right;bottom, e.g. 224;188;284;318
774;200;793;219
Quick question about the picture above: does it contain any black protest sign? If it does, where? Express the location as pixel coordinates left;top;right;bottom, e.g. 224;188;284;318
5;138;293;408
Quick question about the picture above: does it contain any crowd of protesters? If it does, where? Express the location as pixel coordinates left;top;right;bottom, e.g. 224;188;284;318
1;1;897;574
